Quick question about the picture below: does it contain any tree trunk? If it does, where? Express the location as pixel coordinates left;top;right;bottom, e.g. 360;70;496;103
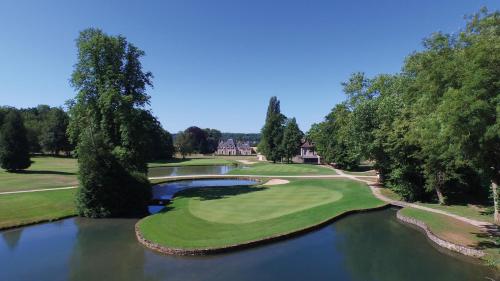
435;171;446;205
435;185;446;205
492;179;499;225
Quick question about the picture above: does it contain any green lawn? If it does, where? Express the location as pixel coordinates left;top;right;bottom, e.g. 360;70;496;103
0;156;243;193
0;156;78;192
137;179;385;249
379;188;403;201
0;189;77;229
148;157;237;168
227;162;336;176
400;207;499;268
416;202;495;224
380;188;494;224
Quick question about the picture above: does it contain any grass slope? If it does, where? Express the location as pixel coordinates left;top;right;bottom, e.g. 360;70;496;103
400;207;499;268
138;179;384;249
228;162;336;176
0;189;77;229
416;202;494;224
380;188;495;224
148;158;237;168
0;156;78;192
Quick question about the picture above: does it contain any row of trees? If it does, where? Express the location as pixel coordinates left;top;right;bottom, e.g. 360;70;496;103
259;96;304;163
0;104;174;172
0;105;73;155
174;126;222;158
309;10;500;223
0;105;72;171
220;133;260;145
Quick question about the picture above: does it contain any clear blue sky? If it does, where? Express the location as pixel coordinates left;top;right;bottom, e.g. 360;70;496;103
1;0;499;133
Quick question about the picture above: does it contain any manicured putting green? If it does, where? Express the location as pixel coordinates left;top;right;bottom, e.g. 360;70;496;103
189;185;342;223
138;179;385;249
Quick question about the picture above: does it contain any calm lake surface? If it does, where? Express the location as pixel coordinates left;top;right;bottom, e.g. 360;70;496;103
1;208;497;281
148;165;236;178
152;179;258;200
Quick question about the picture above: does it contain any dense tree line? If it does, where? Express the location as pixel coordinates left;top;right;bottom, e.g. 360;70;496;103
220;133;260;144
0;105;73;155
259;96;303;163
174;126;222;157
308;10;500;223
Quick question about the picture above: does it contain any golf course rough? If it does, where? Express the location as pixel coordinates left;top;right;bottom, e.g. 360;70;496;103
136;178;387;255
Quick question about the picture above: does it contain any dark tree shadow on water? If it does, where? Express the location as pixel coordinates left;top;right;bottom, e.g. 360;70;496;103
176;186;268;201
1;229;24;251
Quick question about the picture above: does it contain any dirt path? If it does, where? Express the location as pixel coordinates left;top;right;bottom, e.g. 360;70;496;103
332;167;497;230
0;186;78;195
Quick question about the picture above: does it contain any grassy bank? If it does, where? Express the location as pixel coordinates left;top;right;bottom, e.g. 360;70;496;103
400;207;499;268
228;162;336;176
148;158;237;168
0;189;77;229
380;188;494;224
137;179;385;250
0;156;78;193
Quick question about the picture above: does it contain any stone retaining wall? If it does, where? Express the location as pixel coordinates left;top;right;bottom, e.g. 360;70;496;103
396;210;485;258
135;204;390;256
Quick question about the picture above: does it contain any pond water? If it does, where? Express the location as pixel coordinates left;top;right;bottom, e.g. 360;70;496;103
148;165;236;178
152;179;258;201
1;208;497;281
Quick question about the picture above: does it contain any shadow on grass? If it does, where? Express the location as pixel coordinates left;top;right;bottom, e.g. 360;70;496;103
176;186;268;201
471;224;500;251
12;170;76;176
345;165;374;172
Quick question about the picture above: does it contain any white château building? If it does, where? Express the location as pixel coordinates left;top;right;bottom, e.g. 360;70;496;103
216;139;252;155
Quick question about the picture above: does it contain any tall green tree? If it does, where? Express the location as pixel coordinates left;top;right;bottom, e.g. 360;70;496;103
39;107;72;155
259;96;285;162
174;131;193;159
281;118;303;163
184;126;208;154
435;10;500;222
76;129;150;217
308;103;359;169
68;28;153;217
205;128;222;153
0;110;31;171
136;110;174;161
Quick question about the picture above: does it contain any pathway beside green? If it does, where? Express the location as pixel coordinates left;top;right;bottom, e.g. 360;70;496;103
137;179;385;251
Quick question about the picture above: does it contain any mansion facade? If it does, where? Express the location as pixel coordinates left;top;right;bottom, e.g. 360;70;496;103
216;139;253;155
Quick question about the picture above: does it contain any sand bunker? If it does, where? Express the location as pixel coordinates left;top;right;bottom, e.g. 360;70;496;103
263;179;290;186
237;160;257;165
